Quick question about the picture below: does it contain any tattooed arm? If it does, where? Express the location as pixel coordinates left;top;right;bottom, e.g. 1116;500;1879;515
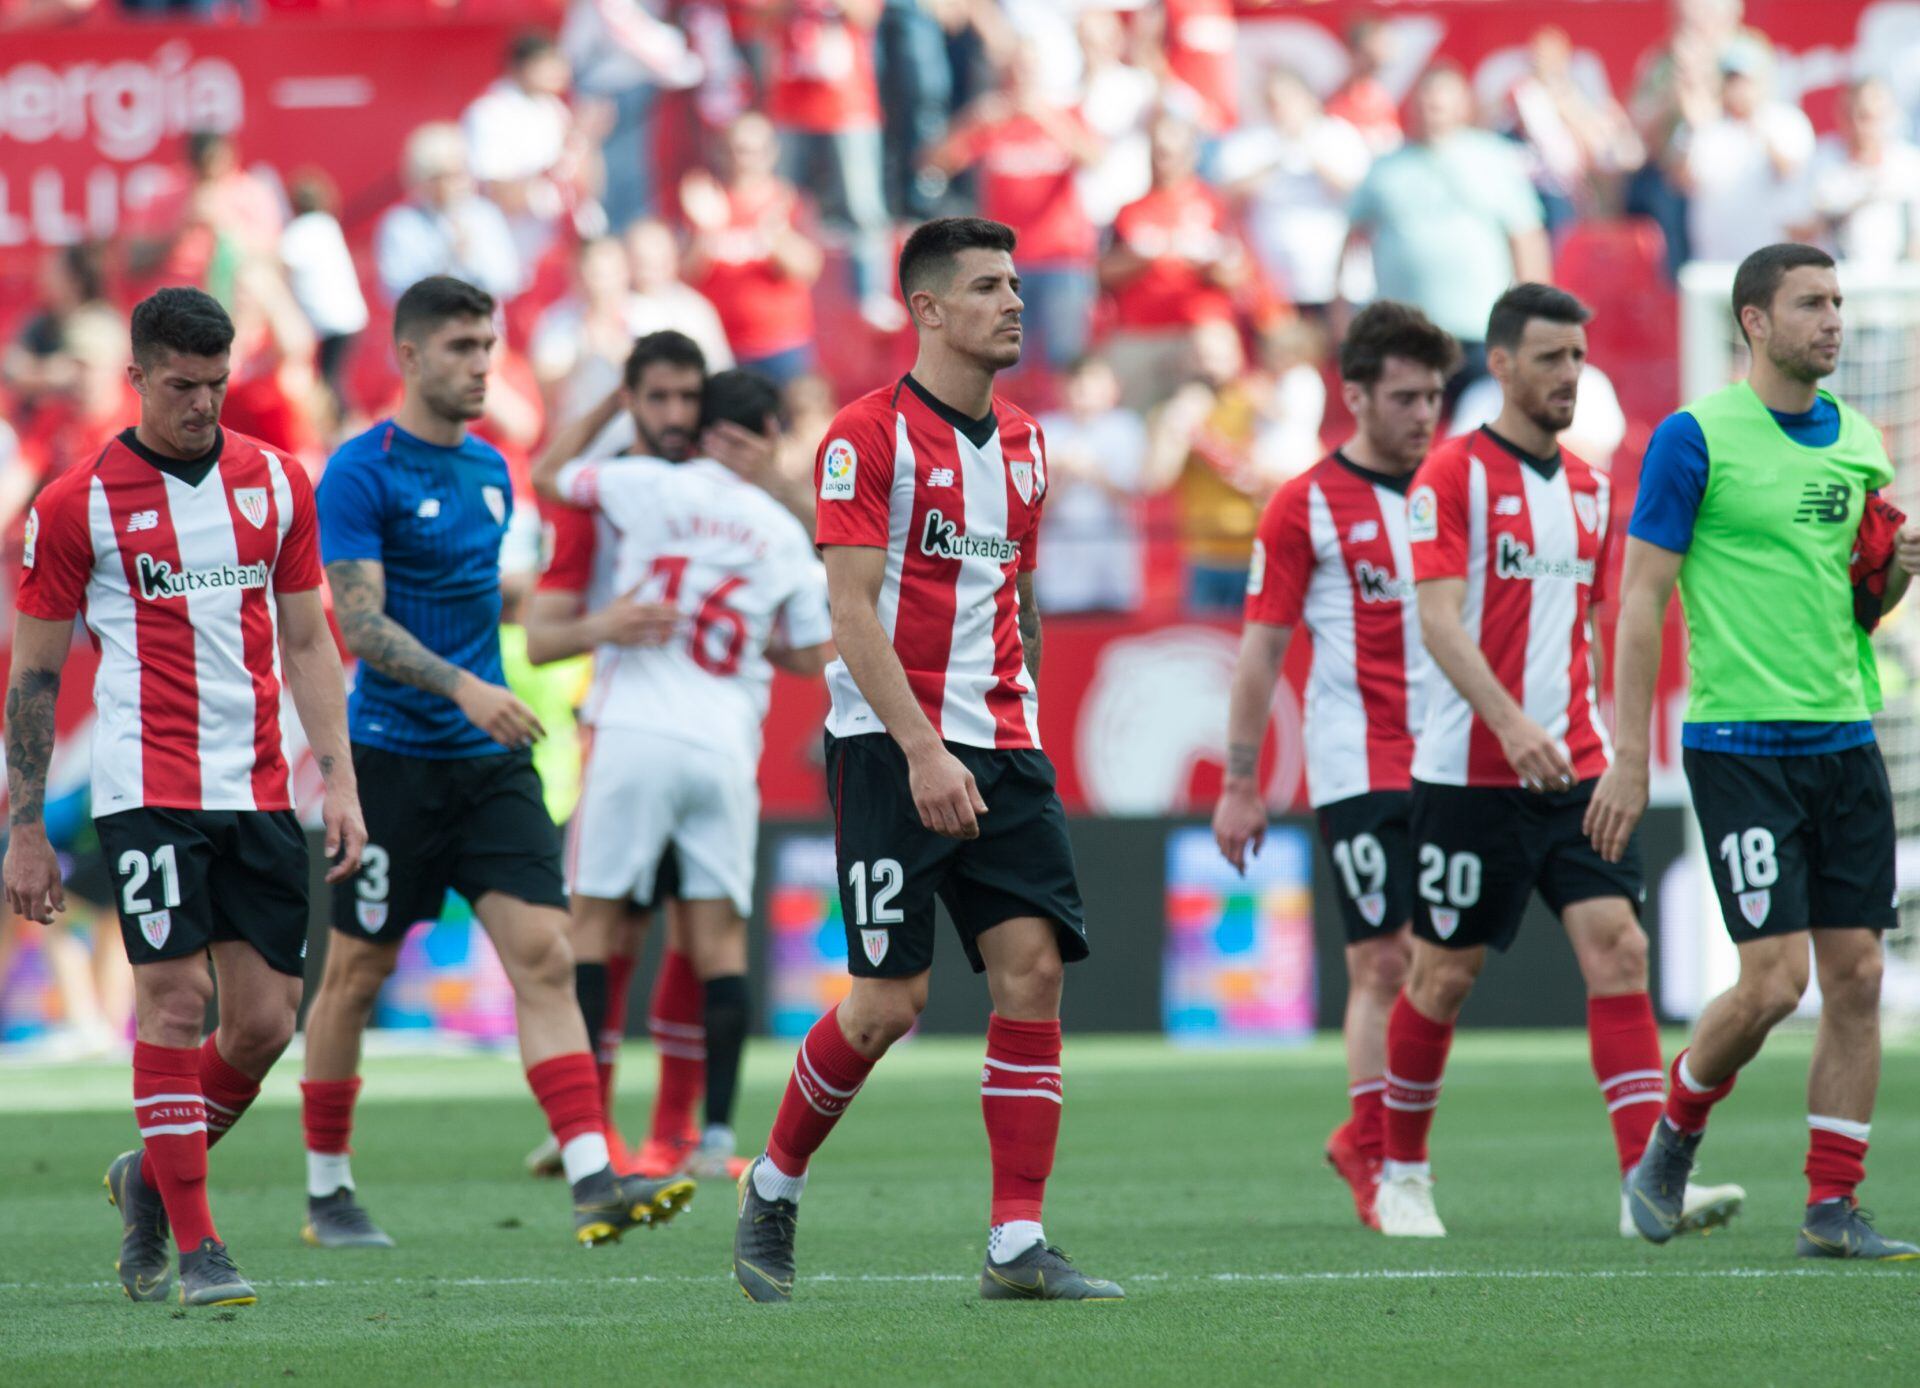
276;586;365;883
1016;570;1042;689
324;559;544;748
1211;620;1292;875
3;614;72;922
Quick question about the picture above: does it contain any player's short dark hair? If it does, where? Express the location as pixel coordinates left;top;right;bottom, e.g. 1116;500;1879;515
1486;283;1591;352
1339;300;1461;386
623;330;706;390
1732;242;1837;343
392;276;495;344
898;216;1017;300
699;369;781;437
130;287;234;366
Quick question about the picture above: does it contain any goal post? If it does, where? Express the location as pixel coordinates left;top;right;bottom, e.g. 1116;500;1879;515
1675;260;1920;1027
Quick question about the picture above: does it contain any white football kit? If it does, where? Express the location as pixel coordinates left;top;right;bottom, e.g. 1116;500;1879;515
554;454;831;913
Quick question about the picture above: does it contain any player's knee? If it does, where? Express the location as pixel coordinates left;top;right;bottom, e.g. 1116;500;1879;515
1820;946;1884;1015
1740;964;1808;1027
222;1006;297;1071
515;925;577;997
1409;954;1476;1019
141;973;214;1044
1586;922;1649;993
1357;938;1410;998
332;944;398;1007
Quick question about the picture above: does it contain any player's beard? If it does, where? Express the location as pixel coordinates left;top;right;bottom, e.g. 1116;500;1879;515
1771;337;1839;384
639;422;695;462
425;376;486;423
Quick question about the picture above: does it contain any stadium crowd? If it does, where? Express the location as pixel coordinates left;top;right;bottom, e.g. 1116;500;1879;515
7;0;1920;627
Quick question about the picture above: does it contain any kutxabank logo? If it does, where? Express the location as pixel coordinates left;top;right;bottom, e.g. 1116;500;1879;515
135;553;269;601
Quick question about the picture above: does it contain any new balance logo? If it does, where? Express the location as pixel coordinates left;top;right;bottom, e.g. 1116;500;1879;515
416;498;442;519
1354;559;1413;603
927;467;955;487
134;553;270;601
126;510;159;533
1794;482;1851;524
1494;534;1594;583
920;509;1018;563
1494;495;1523;516
1346;520;1379;544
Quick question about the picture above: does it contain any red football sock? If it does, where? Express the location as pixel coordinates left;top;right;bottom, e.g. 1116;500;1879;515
599;951;638;1108
765;1006;875;1175
301;1077;362;1154
1348;1078;1386;1162
982;1015;1063;1225
1806;1118;1870;1205
133;1040;218;1251
648;949;705;1144
527;1051;607;1148
1587;992;1665;1174
1663;1049;1735;1135
199;1036;262;1150
1383;993;1453;1164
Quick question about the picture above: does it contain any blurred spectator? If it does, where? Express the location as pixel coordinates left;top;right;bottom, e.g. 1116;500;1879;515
682;113;824;385
1074;7;1158;228
1099;113;1246;410
222;258;322;462
561;0;704;231
1035;354;1150;615
188;131;285;263
1800;77;1920;268
3;245;107;419
779;370;840;481
9;308;137;534
878;0;958;220
0;0;98;26
764;0;900;330
463;30;590;267
1148;0;1238;134
1252;318;1329;484
125;130;285;296
1328;20;1404;155
1217;69;1372;315
624;218;734;368
926;48;1103;374
281;169;368;422
1145;320;1286;614
1670;36;1812;264
533;236;639;426
375;123;523;304
1346;65;1548;402
1498;26;1645;235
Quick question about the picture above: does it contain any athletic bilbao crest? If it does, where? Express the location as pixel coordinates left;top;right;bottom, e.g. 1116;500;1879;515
235;487;269;529
1739;890;1771;928
1358;893;1386;927
357;901;389;933
1430;907;1459;940
861;929;889;966
138;910;171;949
1573;492;1598;533
482;486;507;525
1010;458;1034;504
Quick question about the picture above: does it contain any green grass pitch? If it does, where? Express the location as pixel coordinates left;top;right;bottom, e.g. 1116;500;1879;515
3;1029;1918;1386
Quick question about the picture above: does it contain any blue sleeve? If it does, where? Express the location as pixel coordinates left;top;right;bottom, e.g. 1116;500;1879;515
1628;412;1710;554
316;452;387;565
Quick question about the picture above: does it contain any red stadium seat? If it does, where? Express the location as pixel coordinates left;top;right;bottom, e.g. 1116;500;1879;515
1554;218;1680;429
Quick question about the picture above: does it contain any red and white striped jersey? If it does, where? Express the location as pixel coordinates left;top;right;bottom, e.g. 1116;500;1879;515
1246;452;1428;807
813;377;1046;750
15;429;323;814
1407;427;1614;788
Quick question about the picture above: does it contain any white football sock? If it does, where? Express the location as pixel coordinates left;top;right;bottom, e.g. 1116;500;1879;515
752;1153;807;1204
989;1221;1045;1264
307;1151;354;1199
702;1124;735;1150
561;1132;612;1186
1382;1159;1431;1182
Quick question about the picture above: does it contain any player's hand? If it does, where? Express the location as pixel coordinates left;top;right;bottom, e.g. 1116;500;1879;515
1896;521;1920;576
907;743;989;839
1212;777;1267;876
3;827;65;924
1498;715;1576;793
596;591;681;648
1583;761;1649;865
322;782;368;884
454;674;546;749
704;417;779;485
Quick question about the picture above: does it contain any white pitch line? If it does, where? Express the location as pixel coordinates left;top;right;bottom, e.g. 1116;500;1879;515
0;1267;1881;1295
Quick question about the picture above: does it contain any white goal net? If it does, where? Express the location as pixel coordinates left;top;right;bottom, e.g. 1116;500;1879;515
1677;260;1920;1027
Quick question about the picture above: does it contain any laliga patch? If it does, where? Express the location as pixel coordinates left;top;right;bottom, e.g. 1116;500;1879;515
357;900;390;933
1429;906;1459;940
21;508;36;568
1738;889;1770;928
821;437;858;501
1246;538;1266;596
234;487;269;530
1408;486;1438;543
1358;892;1386;927
860;928;889;967
482;485;507;525
139;910;172;950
